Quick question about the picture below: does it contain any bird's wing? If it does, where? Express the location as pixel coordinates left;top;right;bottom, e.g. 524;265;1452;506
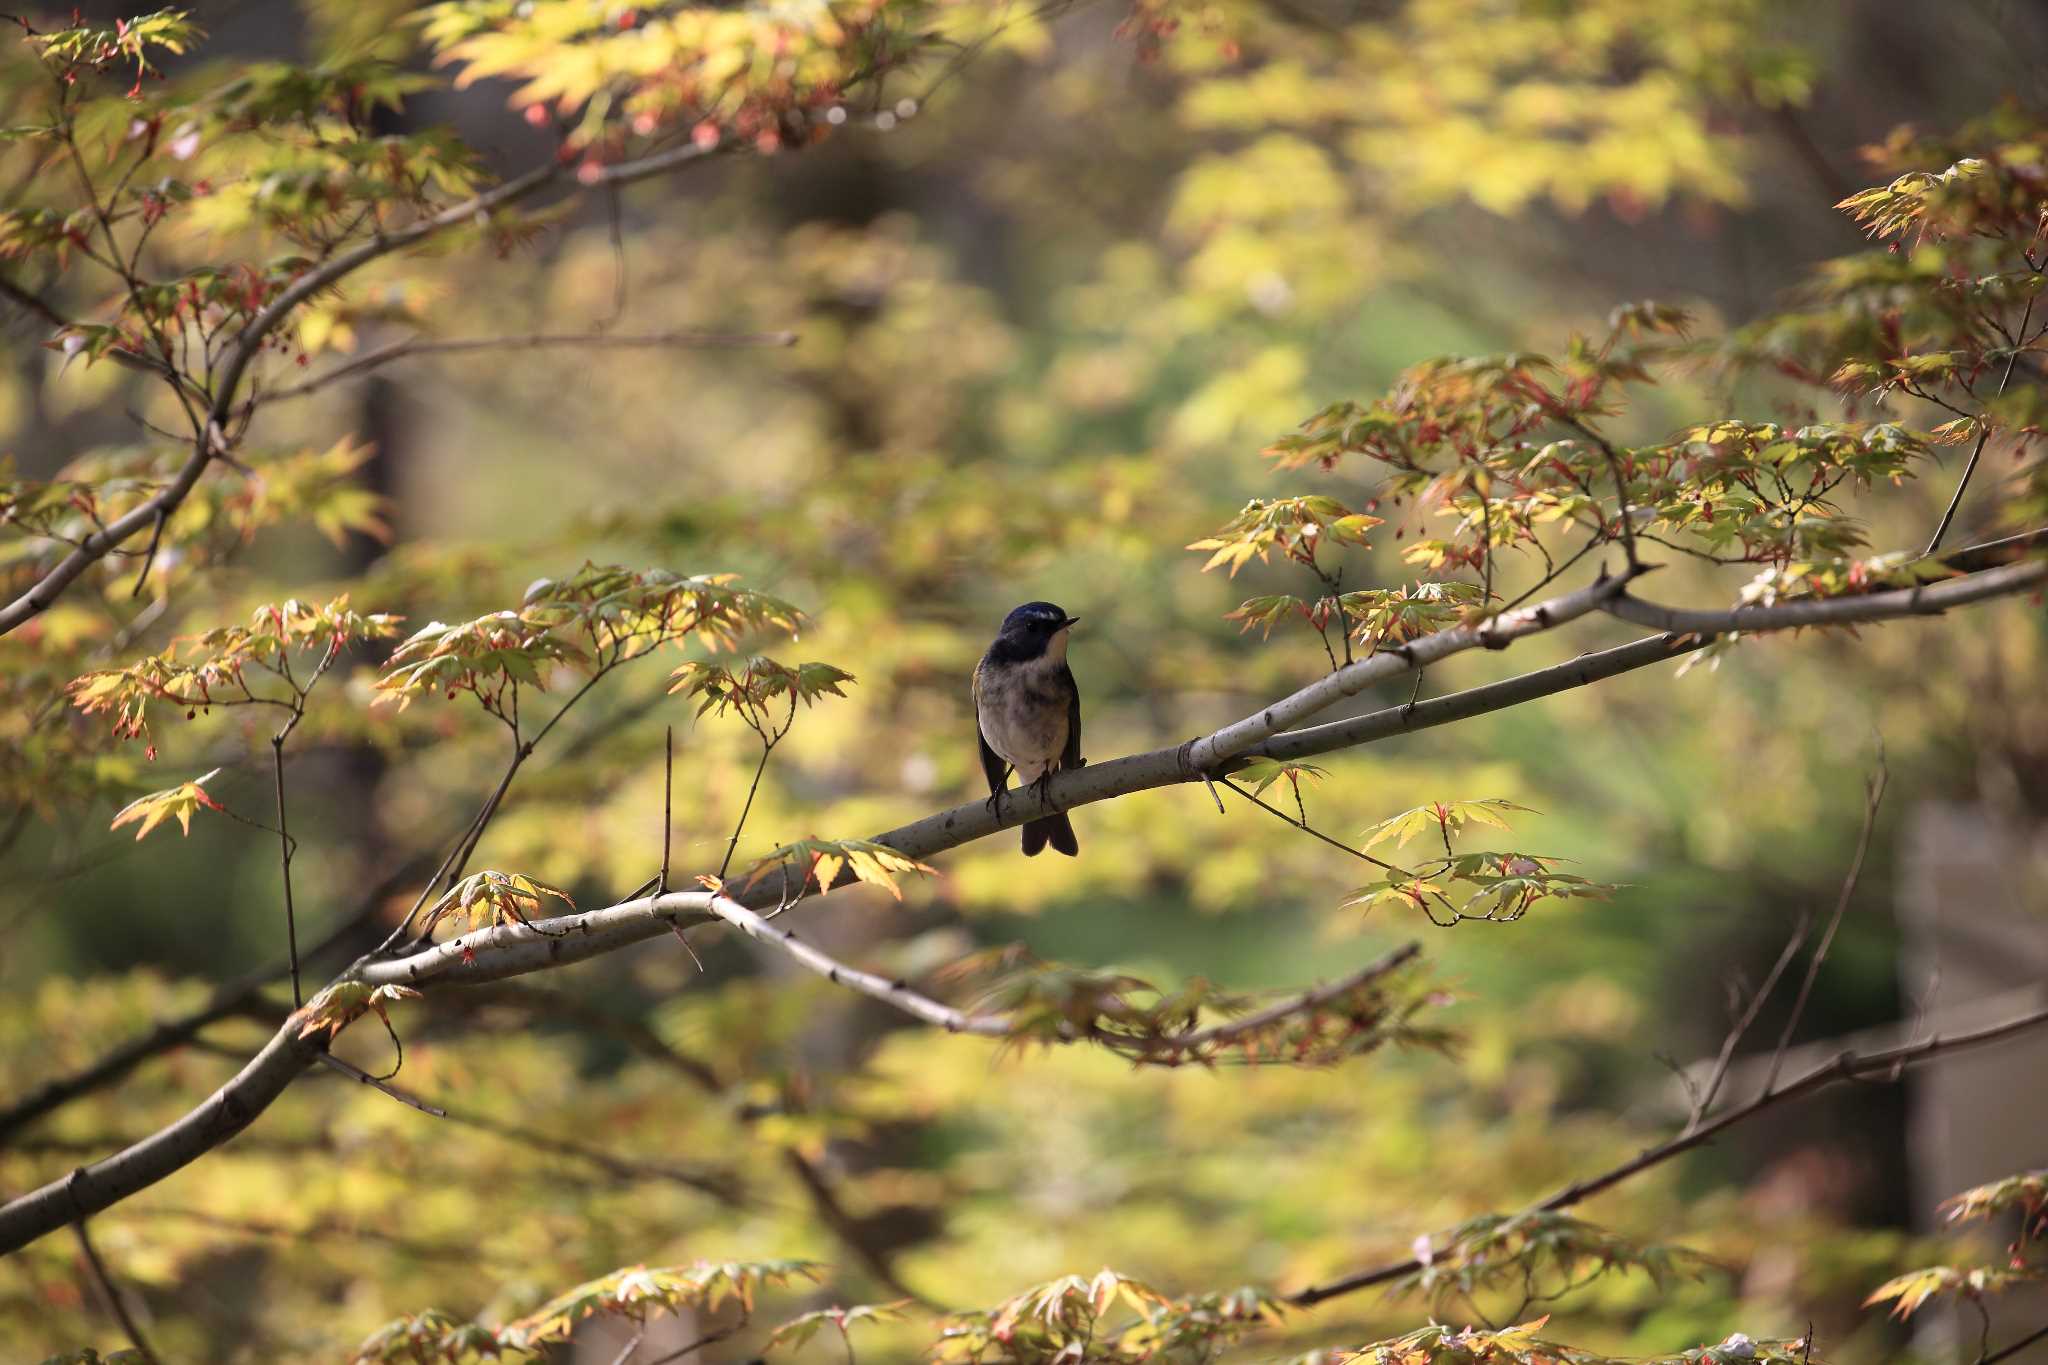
973;661;1009;794
1058;663;1083;771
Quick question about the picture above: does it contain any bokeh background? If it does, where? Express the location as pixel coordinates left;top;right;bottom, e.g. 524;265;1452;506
3;0;2047;1360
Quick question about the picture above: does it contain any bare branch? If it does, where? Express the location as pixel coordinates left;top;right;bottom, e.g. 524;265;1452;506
1764;756;1888;1093
1245;632;1704;762
313;1052;444;1117
433;1106;741;1202
703;893;1011;1035
1689;908;1810;1130
0;855;430;1148
1604;558;2046;636
263;328;799;404
1982;1319;2048;1365
1287;1001;2048;1307
1141;942;1421;1057
1927;293;2035;555
4;552;2041;1251
1187;570;1634;772
71;1217;161;1364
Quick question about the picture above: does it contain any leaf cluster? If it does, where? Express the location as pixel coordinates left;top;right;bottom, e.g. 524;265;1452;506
1318;1320;1810;1365
1396;1212;1721;1312
945;945;1443;1067
421;869;576;935
68;594;400;744
420;0;941;159
1862;1168;2048;1320
1188;494;1380;576
376;564;800;718
733;836;937;902
929;1268;1284;1365
348;1259;822;1363
1344;801;1614;927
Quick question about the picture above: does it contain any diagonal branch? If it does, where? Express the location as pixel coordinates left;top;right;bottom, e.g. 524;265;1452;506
1242;633;1700;762
71;1217;161;1364
1144;942;1421;1057
1605;558;2046;636
1286;1001;2048;1307
1927;293;2035;555
0;855;430;1148
702;894;1010;1035
4;552;2043;1251
1186;570;1635;773
1760;758;1888;1093
261;328;799;405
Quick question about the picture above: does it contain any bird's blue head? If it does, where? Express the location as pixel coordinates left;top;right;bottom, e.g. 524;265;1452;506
1000;601;1078;636
990;601;1080;662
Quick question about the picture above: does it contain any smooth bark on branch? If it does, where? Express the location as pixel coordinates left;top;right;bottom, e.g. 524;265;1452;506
4;555;2042;1252
1185;571;1632;772
1605;558;2047;636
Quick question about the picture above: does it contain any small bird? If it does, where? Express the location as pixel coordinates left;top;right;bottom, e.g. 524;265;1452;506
972;601;1083;857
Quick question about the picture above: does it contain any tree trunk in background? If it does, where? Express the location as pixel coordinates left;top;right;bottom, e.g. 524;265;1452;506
1899;801;2048;1364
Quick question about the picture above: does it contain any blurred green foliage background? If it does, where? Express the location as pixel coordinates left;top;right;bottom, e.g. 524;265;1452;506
3;0;2046;1360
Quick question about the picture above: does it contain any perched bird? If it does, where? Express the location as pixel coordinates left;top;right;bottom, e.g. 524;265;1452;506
972;602;1083;857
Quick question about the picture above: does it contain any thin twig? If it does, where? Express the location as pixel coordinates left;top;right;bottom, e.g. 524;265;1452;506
606;1327;647;1365
719;740;775;882
264;329;798;403
704;896;1008;1036
1981;1318;2048;1365
71;1217;161;1364
1764;752;1888;1094
661;724;674;893
1142;942;1420;1055
1688;907;1812;1129
313;1053;445;1118
437;1108;738;1202
1928;293;2035;555
272;738;302;1007
1288;1001;2048;1306
127;507;167;599
643;1323;740;1365
1218;777;1404;873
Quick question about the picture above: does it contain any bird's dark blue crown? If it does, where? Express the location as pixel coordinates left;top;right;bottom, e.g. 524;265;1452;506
999;601;1071;634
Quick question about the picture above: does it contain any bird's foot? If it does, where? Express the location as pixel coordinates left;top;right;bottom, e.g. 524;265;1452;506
985;787;1008;823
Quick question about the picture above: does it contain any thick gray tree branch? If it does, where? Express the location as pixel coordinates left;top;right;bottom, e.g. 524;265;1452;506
4;553;2042;1253
1185;569;1633;772
1605;558;2047;636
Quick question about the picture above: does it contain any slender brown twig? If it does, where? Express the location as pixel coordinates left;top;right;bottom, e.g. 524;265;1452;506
262;329;798;404
71;1217;161;1364
1764;753;1888;1094
1288;1002;2048;1307
1928;294;2036;555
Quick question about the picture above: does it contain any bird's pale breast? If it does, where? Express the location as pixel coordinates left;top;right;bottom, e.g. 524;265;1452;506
976;656;1069;784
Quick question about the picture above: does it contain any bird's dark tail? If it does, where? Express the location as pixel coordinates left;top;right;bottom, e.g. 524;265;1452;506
1021;811;1078;858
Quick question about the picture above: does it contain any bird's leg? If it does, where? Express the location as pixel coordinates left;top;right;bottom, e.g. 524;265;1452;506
1031;766;1057;811
985;767;1013;822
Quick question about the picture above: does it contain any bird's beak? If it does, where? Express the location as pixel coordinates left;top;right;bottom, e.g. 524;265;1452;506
1062;616;1081;630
